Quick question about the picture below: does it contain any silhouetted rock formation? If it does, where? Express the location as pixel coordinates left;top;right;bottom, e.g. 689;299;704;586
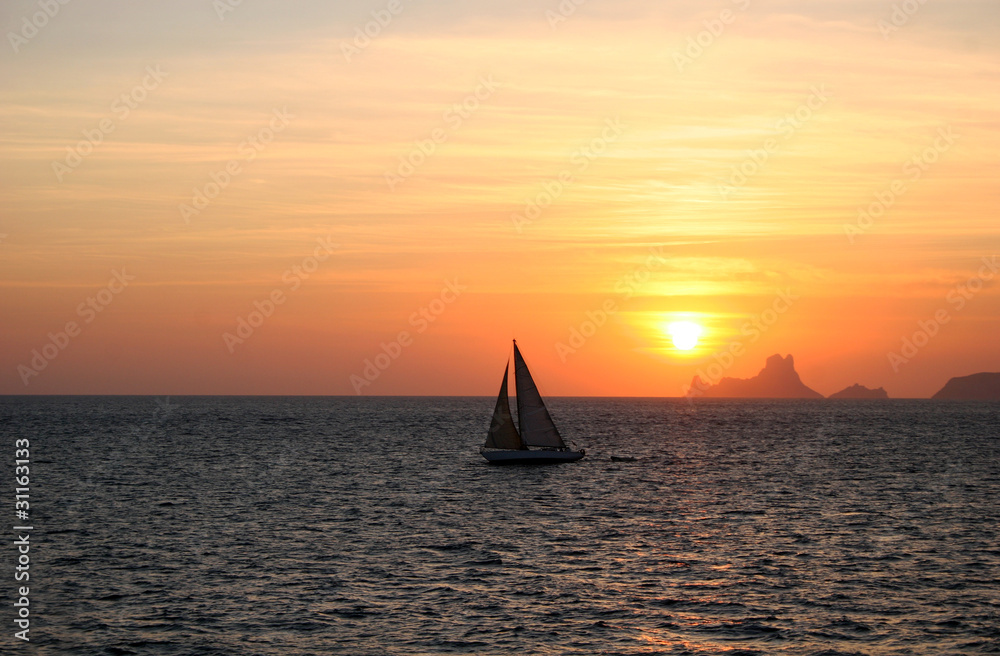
828;384;889;399
931;372;1000;400
689;354;823;398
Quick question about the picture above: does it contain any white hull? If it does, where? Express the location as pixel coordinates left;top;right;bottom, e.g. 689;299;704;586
481;449;586;465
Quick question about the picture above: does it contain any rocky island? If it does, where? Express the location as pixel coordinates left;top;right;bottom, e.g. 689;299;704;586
828;384;889;399
688;354;823;398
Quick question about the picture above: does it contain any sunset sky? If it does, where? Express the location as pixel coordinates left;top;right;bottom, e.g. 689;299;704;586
2;0;998;397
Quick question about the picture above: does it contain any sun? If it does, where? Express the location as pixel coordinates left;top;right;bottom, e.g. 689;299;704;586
666;320;703;352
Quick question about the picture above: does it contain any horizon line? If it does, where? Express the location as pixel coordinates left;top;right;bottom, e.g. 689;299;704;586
0;394;984;400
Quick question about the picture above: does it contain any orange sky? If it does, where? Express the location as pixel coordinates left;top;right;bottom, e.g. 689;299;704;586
1;1;998;397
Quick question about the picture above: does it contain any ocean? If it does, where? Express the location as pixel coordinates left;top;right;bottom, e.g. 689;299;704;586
3;396;999;655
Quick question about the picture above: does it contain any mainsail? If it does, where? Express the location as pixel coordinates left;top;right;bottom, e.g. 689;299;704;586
484;362;525;450
513;342;566;448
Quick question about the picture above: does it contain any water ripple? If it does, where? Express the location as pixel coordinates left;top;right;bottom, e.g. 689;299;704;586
2;396;998;654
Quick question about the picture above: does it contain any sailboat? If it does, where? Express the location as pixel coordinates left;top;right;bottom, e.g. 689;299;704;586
481;340;586;464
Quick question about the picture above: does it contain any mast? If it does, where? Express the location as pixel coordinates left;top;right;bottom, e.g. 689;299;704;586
513;340;566;449
484;361;525;450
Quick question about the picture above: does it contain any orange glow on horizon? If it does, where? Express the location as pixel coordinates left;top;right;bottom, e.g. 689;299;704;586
1;3;998;397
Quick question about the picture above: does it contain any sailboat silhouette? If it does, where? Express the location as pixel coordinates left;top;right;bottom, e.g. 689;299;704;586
481;340;586;464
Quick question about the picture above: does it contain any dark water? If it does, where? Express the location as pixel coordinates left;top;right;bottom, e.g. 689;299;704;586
2;396;999;655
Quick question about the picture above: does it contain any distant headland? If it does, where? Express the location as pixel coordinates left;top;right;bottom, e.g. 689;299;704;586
931;372;1000;400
